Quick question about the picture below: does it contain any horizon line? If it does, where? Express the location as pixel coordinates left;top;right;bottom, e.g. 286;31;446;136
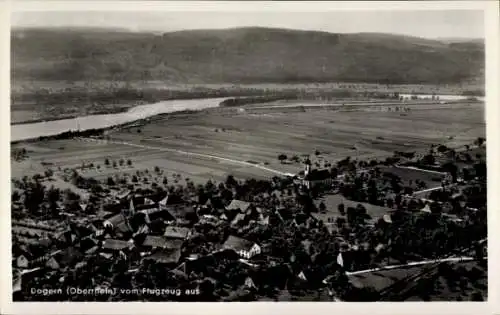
10;25;485;41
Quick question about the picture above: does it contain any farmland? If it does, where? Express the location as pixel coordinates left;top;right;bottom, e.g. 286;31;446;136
313;194;391;223
11;101;485;189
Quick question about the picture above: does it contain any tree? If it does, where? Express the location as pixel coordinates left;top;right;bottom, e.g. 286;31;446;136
127;159;132;166
336;217;346;228
154;166;160;173
119;159;125;166
338;203;345;216
319;201;327;213
278;154;288;164
112;161;117;168
107;177;115;186
437;145;448;153
44;169;54;178
12;190;20;203
474;161;486;180
474;137;485;147
105;158;110;166
225;175;237;188
162;177;168;185
132;175;138;183
422;154;435;166
346;207;357;226
470;291;484;301
442;162;458;182
315;150;321;156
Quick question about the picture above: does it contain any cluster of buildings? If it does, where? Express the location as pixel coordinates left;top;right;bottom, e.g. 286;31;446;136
11;143;487;301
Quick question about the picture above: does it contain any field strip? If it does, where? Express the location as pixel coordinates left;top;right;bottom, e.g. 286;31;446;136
86;138;289;176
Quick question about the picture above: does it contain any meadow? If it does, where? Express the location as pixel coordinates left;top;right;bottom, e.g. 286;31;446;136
11;101;485;189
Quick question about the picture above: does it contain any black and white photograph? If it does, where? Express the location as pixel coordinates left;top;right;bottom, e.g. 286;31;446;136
3;0;499;311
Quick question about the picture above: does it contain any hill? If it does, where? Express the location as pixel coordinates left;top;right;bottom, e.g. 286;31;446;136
11;27;484;85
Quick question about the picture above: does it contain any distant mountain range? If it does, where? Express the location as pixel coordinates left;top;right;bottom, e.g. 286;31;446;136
11;27;484;85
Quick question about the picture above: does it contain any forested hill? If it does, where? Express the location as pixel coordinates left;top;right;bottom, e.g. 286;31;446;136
11;27;484;85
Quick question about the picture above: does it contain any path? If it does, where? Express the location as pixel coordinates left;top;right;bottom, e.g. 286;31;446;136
336;237;487;279
82;137;289;177
394;165;446;175
344;256;476;276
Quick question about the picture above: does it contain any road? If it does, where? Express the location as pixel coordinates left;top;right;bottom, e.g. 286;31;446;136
344;256;476;276
394;165;445;175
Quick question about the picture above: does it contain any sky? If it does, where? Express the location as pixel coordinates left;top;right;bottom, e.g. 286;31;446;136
11;9;484;40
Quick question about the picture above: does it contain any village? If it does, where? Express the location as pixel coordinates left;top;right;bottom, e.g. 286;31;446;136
11;136;487;302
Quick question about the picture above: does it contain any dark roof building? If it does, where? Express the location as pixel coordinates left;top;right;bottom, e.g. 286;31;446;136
144;248;182;265
164;226;191;240
104;214;127;227
102;239;132;251
140;235;183;249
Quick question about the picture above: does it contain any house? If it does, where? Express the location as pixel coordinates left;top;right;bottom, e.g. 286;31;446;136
159;194;184;210
139;208;173;223
103;213;133;236
16;255;29;269
382;214;393;224
45;257;60;270
231;213;247;227
56;247;83;267
222;235;261;259
164;226;191;240
226;200;252;213
103;213;127;229
102;239;133;252
140;235;183;250
143;248;182;265
115;189;131;201
165;204;197;223
420;204;432;213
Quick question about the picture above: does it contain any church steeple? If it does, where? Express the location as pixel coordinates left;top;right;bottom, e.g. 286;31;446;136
304;158;312;177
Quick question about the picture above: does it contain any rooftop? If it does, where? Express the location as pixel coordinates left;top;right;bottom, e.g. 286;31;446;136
226;200;251;212
223;235;256;252
164;226;191;239
102;239;132;251
304;169;331;181
144;248;182;265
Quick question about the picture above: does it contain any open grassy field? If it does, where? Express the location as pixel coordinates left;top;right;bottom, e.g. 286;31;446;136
379;166;444;189
313;194;391;223
11;101;485;188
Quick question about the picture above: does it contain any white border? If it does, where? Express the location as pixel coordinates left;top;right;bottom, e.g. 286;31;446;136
1;1;499;315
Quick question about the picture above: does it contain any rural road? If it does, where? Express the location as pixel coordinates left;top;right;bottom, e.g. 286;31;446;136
83;138;290;177
394;165;445;175
412;186;444;195
344;256;477;276
334;237;487;279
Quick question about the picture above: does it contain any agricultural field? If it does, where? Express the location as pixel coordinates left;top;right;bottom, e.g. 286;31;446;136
11;101;485;190
379;166;444;189
313;194;391;223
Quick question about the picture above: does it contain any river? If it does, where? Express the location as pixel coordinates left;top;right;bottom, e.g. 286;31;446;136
11;94;483;142
11;97;228;142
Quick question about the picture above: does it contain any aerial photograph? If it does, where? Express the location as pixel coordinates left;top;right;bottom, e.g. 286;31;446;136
10;7;487;302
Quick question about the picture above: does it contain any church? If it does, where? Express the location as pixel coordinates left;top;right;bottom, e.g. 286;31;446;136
300;158;333;189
